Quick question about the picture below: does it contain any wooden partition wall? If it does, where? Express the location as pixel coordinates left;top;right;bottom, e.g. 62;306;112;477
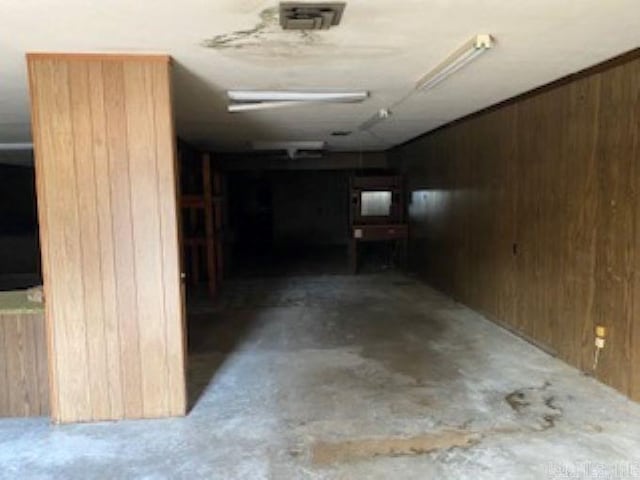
27;53;186;423
398;51;640;400
0;308;49;417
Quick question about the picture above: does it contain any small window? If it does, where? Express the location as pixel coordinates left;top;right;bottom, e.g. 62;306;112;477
360;191;391;216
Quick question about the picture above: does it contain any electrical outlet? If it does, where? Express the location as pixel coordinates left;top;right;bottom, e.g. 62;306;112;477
595;337;605;349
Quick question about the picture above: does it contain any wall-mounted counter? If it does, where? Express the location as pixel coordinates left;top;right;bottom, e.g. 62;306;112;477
0;289;49;417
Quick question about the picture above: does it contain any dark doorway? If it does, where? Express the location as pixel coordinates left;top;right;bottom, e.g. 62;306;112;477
226;169;350;277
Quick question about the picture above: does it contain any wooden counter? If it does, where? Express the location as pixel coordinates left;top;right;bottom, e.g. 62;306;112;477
0;290;49;417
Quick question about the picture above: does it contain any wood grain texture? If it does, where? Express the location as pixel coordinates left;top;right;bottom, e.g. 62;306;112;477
0;313;49;417
202;153;218;296
399;55;640;400
27;54;186;423
27;53;170;63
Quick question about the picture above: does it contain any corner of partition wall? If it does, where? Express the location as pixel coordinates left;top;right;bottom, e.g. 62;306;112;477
25;52;186;424
26;52;60;423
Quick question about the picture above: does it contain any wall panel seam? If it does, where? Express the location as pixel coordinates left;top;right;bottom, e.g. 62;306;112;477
86;61;112;419
100;60;126;419
66;62;94;420
150;65;172;415
121;61;145;416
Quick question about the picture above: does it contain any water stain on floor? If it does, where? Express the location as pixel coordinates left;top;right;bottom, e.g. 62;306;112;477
311;430;481;466
505;382;563;431
306;382;566;467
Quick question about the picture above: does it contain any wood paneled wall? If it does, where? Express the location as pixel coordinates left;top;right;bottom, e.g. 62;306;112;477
0;313;49;417
398;53;640;400
27;54;186;423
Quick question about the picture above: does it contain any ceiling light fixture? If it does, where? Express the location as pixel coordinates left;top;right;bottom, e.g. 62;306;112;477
0;142;33;151
228;101;307;113
359;108;392;131
229;91;367;102
251;140;326;159
415;34;492;92
227;90;368;112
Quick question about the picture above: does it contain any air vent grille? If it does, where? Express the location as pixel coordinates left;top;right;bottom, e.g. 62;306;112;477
279;2;346;30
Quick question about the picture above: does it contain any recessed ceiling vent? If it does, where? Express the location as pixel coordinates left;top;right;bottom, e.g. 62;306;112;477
279;2;346;30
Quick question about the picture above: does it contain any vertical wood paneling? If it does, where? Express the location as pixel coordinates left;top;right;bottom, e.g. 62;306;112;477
151;62;187;413
630;62;640;400
87;61;125;419
0;313;49;417
123;61;169;417
592;61;638;395
202;153;218;296
4;316;39;415
0;320;9;413
32;314;50;414
102;60;144;419
32;59;92;421
400;54;640;401
560;76;600;370
28;59;59;419
27;53;186;423
68;61;111;420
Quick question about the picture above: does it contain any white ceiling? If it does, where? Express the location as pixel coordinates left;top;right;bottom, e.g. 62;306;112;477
1;0;640;154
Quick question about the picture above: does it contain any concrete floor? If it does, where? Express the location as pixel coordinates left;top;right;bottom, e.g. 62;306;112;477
3;273;640;479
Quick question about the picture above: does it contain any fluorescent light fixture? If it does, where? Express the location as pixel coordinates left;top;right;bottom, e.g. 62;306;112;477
359;108;392;131
228;101;308;113
251;140;325;159
227;90;368;112
251;140;325;150
0;142;33;151
229;91;367;102
415;34;492;92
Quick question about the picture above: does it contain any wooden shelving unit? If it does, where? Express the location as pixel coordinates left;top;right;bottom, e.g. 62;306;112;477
180;151;225;297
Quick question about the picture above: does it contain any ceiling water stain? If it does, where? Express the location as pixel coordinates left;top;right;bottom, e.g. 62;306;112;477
202;7;319;52
201;5;400;65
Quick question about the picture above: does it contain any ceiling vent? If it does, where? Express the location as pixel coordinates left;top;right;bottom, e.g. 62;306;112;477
279;2;346;30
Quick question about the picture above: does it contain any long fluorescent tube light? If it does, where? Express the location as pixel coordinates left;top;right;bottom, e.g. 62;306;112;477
228;101;307;113
228;91;368;103
227;90;368;113
251;140;325;151
415;34;492;92
251;141;325;159
0;142;33;151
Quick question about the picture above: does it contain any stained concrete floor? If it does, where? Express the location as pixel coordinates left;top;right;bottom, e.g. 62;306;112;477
3;273;640;479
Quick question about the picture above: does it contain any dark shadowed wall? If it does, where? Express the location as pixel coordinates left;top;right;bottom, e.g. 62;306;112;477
397;52;640;400
0;164;40;277
272;170;348;247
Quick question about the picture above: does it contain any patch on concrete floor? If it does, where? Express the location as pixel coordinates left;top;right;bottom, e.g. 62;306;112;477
505;382;563;431
304;383;566;467
310;430;481;466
